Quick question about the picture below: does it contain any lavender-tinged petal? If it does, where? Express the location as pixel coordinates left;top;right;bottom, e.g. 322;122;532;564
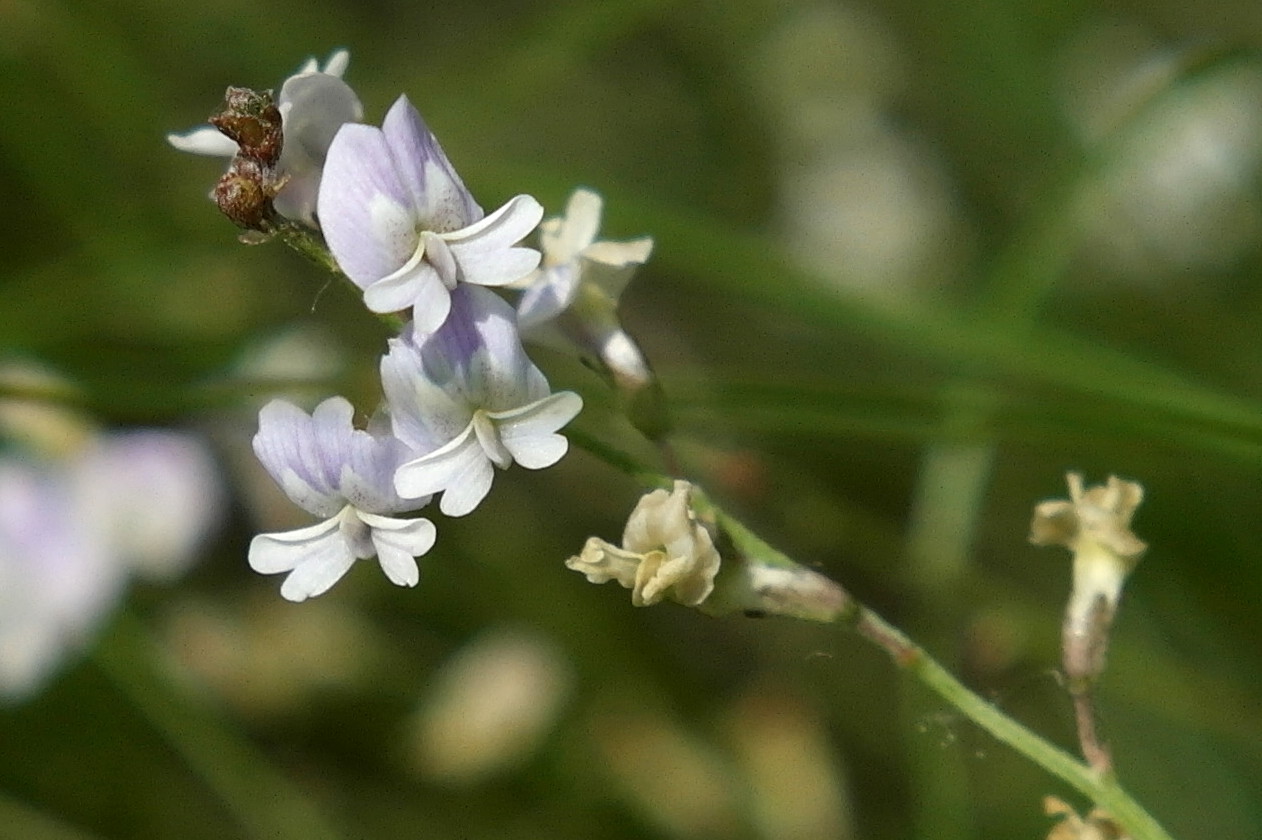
167;126;238;157
492;391;583;469
393;425;495;517
318;124;418;287
274;72;363;224
253;400;343;516
360;512;437;587
517;265;579;332
440;286;539;411
381;336;473;451
380;95;483;232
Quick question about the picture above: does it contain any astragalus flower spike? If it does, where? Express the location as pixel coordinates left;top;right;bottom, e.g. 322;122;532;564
249;397;436;602
168;49;362;226
383;285;583;518
318;95;544;334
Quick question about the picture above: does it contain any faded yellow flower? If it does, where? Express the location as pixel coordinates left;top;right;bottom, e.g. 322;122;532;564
566;481;720;607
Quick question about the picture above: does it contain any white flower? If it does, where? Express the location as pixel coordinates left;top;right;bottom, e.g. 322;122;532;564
248;397;436;602
382;285;583;518
516;188;654;390
566;481;720;607
167;49;363;225
318;95;543;334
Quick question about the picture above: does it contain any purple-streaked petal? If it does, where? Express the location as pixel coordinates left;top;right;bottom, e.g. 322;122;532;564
380;95;482;232
492;392;583;469
381;335;473;451
253;400;342;516
318;124;418;287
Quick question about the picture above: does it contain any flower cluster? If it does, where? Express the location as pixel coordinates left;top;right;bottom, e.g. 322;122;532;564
173;52;654;601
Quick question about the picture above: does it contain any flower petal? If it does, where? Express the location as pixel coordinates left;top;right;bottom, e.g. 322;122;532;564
248;516;356;602
318;123;418;287
380;95;482;232
393;425;495;517
167;126;238;157
446;195;544;287
492;392;583;470
360;512;437;587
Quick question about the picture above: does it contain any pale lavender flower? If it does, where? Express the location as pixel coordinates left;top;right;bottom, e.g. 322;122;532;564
249;397;436;602
0;429;223;700
0;459;125;701
167;49;363;225
382;285;582;517
74;431;224;581
318;95;543;334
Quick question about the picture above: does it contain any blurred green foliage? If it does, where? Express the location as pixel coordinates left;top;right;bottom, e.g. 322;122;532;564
2;1;1261;838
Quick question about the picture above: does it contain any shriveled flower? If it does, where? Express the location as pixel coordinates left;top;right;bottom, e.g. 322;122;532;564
566;481;720;607
516;188;654;391
167;49;362;225
318;95;543;334
1029;473;1146;688
249;397;436;602
1043;796;1130;840
382;285;583;518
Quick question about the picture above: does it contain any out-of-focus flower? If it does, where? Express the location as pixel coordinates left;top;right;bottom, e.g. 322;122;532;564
167;50;362;226
1029;473;1146;687
383;285;582;517
0;420;224;701
1044;796;1130;840
406;628;573;785
566;480;720;607
318;95;543;333
74;431;224;581
516;188;654;391
248;397;436;602
0;458;124;700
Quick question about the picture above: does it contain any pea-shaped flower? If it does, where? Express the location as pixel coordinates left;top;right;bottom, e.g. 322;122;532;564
248;397;436;602
167;50;362;226
382;285;583;518
318;95;544;334
517;188;654;390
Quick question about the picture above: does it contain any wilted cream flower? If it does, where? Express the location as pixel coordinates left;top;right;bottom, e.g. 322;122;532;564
1043;796;1130;840
1029;473;1146;688
566;481;720;607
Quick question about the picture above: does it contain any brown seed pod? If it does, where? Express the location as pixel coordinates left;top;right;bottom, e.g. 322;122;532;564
209;86;284;166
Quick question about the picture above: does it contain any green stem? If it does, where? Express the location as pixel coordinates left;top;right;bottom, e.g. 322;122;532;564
91;610;343;840
579;439;1175;840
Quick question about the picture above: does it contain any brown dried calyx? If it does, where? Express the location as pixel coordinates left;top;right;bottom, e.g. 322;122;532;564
208;87;288;232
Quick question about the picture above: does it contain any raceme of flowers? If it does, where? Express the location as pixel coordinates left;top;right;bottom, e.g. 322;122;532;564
172;52;652;601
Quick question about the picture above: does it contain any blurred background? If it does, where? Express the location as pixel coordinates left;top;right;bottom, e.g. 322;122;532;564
2;0;1261;838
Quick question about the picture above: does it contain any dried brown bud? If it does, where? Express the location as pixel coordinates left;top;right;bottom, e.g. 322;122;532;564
212;157;286;231
209;86;284;165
